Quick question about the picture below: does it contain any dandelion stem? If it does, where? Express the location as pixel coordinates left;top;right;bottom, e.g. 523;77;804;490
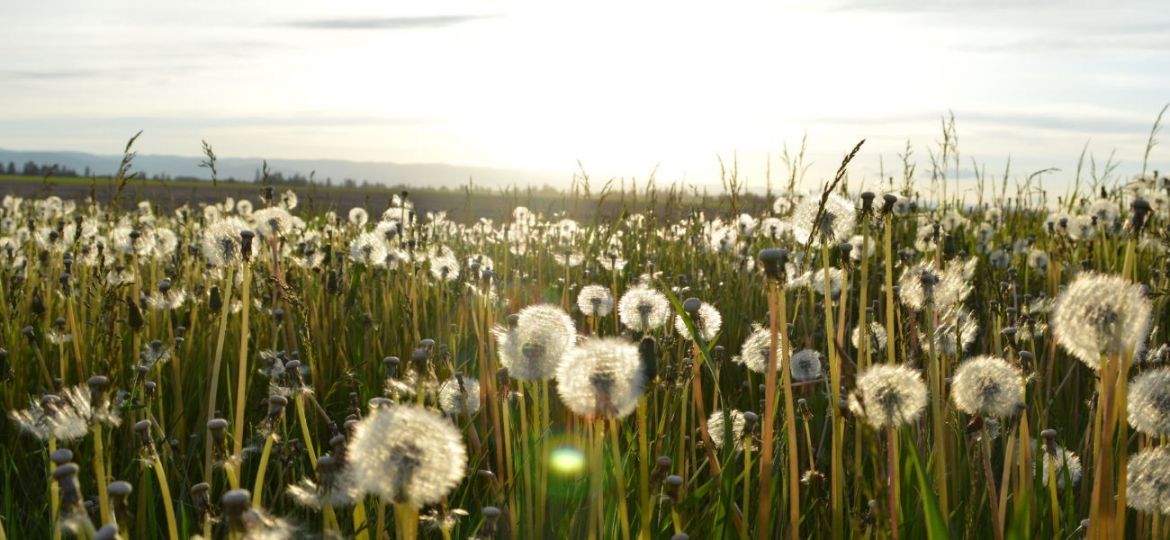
204;265;236;484
608;418;631;540
232;263;253;458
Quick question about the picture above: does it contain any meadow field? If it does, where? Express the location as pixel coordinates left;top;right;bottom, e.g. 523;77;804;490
1;138;1169;540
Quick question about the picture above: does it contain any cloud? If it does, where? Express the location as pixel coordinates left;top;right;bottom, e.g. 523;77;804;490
285;15;491;31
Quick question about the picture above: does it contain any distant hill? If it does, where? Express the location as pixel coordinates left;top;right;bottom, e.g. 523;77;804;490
0;148;560;190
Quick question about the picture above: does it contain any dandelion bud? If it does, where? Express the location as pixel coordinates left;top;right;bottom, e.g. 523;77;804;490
209;285;223;312
683;297;702;316
21;325;37;345
639;336;658;382
881;193;898;214
51;448;74;465
411;347;429;373
1130;198;1152;236
53;462;83;512
651;456;672;488
742;411;759;435
267;395;288;421
860;192;875;212
144;380;157;400
239;230;255;261
664;475;684;504
839;243;853;260
479;506;502;538
758;248;788;281
87;375;109;401
221;489;253;531
127;297;144;330
94;524;121;540
134;419;153;450
383;356;400;378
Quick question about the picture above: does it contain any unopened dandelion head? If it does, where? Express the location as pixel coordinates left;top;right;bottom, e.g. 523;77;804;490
555;337;644;419
345;405;467;507
847;364;928;429
1052;273;1152;370
951;355;1026;418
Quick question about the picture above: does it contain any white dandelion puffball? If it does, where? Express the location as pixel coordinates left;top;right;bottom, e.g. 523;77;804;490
789;192;856;247
577;285;615;317
847;364;928;429
555;337;645;419
1035;441;1082;489
707;410;749;452
345;405;467;507
674;301;723;342
851;322;888;353
1052;273;1152;370
1128;446;1170;515
438;377;481;417
950;356;1026;418
200;217;257;267
618;285;671;332
790;349;823;381
493;304;577;381
735;325;782;374
1128;368;1170;436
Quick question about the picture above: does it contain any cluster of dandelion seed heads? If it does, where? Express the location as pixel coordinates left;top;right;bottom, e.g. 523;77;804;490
673;301;722;342
1128;368;1170;436
555;337;644;419
951;355;1026;418
848;364;928;429
577;285;614;317
10;385;120;442
1052;273;1152;370
493;304;576;381
344;405;467;508
618;285;670;332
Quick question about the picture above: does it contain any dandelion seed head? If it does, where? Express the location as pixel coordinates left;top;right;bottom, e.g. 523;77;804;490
735;325;780;374
1128;368;1170;436
556;337;644;419
438;377;481;417
847;364;928;429
673;301;722;342
348;207;369;228
790;193;856;247
1127;446;1170;515
1053;273;1152;370
201;218;257;267
577;285;614;317
493;304;576;381
790;349;823;381
345;405;467;507
250;207;295;239
851;322;888;353
1033;440;1082;489
707;410;750;452
348;232;388;267
951;356;1026;418
618;285;671;332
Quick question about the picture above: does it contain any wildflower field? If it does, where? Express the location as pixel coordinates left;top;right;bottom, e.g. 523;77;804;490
3;136;1170;540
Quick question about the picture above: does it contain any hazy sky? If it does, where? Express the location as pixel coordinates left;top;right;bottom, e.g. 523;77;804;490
1;0;1168;193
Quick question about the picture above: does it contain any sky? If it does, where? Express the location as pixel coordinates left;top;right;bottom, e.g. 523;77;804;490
1;0;1168;194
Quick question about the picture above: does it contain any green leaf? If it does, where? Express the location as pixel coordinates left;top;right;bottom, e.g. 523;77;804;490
903;431;950;539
